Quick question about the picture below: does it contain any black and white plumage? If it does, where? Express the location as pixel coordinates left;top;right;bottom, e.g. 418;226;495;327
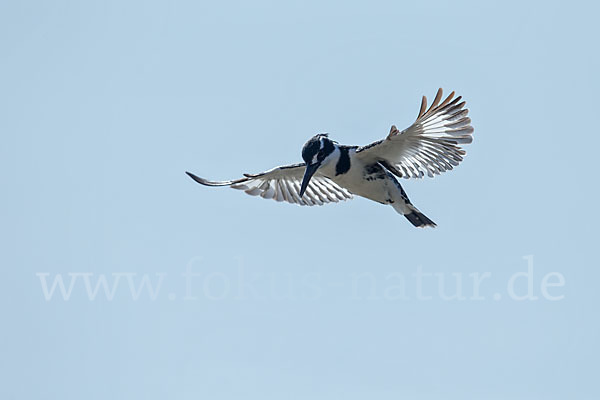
186;88;473;227
186;163;353;206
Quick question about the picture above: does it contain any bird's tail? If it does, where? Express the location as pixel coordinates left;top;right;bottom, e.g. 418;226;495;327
404;207;436;228
393;202;437;228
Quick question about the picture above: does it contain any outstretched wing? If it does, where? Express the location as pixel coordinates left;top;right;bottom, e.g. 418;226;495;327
186;163;353;206
356;88;474;179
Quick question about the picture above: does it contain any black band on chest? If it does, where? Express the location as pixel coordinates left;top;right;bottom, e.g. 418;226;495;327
335;147;351;175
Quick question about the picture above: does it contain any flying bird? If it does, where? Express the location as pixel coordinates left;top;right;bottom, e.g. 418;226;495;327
186;88;473;228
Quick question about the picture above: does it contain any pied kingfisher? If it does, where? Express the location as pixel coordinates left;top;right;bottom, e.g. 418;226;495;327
187;89;474;228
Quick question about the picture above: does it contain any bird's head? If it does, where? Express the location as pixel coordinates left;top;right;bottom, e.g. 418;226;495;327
300;133;336;197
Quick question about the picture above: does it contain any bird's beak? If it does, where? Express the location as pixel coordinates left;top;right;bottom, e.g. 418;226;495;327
300;163;320;197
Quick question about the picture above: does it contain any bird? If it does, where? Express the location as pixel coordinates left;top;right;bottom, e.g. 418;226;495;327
186;88;473;228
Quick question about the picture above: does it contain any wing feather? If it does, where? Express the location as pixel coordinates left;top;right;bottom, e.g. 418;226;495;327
186;163;353;206
356;88;474;179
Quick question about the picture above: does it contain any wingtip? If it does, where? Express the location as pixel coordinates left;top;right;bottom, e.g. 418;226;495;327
185;171;247;187
185;171;209;186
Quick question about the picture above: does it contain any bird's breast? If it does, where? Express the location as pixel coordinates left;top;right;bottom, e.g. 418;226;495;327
326;158;393;203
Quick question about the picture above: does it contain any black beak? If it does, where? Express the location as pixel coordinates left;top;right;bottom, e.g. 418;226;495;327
300;163;319;197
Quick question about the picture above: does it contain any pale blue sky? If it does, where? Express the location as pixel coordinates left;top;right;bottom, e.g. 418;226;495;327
1;1;599;399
